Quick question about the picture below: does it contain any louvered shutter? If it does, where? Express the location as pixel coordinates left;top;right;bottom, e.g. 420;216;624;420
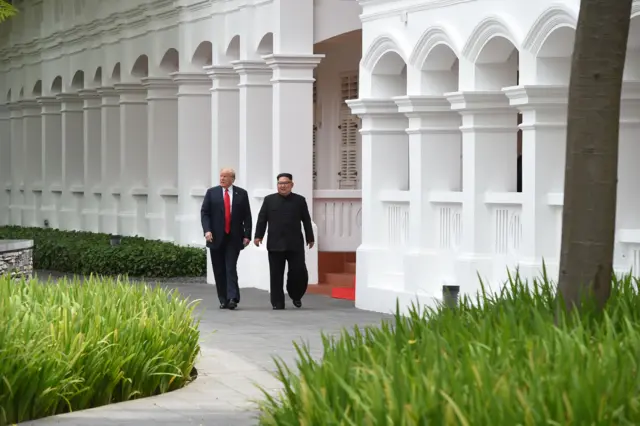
338;73;359;189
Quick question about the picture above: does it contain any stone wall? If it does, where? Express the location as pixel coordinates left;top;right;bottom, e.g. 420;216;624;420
0;240;34;280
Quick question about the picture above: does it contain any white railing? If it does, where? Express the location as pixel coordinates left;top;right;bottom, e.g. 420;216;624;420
313;190;362;252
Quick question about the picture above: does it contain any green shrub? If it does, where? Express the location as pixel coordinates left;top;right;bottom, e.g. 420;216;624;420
258;273;640;425
0;274;201;424
0;226;206;277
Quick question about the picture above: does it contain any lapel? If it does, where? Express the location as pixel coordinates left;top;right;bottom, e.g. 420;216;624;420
231;187;240;215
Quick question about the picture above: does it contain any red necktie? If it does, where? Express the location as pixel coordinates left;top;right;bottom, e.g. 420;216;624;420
224;189;231;234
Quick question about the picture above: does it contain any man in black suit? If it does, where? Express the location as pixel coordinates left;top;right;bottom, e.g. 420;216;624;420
201;168;252;310
254;173;314;310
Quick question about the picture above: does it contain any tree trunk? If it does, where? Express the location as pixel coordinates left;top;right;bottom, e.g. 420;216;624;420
557;0;633;314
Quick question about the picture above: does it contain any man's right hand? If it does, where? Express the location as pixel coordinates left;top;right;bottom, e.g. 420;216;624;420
205;232;213;243
254;238;262;247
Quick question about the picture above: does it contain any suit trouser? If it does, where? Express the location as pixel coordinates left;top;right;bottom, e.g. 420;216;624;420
209;234;241;304
268;250;308;307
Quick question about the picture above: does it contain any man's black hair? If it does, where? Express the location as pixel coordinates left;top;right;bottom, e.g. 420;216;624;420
277;173;293;181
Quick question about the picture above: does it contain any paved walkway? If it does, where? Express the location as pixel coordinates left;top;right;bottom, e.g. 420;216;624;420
23;279;391;425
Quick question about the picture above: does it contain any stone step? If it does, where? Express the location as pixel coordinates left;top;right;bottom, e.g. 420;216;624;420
325;272;355;287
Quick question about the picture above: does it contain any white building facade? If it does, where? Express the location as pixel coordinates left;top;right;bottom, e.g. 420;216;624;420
1;0;640;314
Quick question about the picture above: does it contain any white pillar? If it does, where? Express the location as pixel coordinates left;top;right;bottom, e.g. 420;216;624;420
172;72;211;246
0;103;10;226
395;96;462;294
504;85;568;279
21;100;43;227
79;89;102;232
97;87;121;235
38;96;63;229
115;83;148;237
233;61;272;190
57;93;84;231
205;65;240;182
8;102;24;225
142;77;178;241
615;81;640;274
447;91;519;295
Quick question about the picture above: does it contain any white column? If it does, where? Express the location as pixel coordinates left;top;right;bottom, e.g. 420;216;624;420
504;86;568;279
0;103;10;225
78;89;102;232
97;87;120;235
57;93;84;231
233;61;272;190
8;102;24;225
172;72;211;246
615;81;640;273
264;54;323;208
21;100;43;227
446;92;519;295
115;83;148;237
205;65;240;182
395;96;462;293
38;96;63;229
142;77;178;241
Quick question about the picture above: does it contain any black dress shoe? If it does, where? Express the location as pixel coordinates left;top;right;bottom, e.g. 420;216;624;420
292;300;302;308
219;302;228;309
228;299;237;310
272;305;285;310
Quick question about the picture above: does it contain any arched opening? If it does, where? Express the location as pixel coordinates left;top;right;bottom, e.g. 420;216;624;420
191;41;213;68
111;63;121;83
257;32;273;55
93;67;102;86
421;44;459;94
225;35;240;62
51;76;62;94
71;70;84;90
32;80;42;97
536;27;575;84
371;51;407;98
159;48;180;74
131;55;149;78
5;89;11;102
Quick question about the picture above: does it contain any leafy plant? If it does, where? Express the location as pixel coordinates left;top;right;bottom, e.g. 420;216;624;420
0;0;17;23
0;274;201;424
258;272;640;425
0;226;206;278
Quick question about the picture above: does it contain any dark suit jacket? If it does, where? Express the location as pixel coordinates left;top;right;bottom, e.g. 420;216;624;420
200;185;252;251
254;192;314;252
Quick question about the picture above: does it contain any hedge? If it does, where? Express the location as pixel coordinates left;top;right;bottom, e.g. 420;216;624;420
0;275;201;424
258;273;640;425
0;226;206;277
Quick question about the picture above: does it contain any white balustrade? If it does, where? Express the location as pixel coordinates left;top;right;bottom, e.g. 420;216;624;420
313;190;362;252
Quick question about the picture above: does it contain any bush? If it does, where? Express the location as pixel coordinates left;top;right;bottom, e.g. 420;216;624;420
0;226;206;277
258;273;640;425
0;274;201;424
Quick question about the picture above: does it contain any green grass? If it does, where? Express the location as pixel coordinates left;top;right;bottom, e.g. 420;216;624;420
258;272;640;425
0;226;206;277
0;274;201;424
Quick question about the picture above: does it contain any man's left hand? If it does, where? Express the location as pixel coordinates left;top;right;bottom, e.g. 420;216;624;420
243;238;250;247
308;241;315;249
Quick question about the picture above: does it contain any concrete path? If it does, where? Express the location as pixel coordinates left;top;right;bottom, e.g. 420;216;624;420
22;280;391;425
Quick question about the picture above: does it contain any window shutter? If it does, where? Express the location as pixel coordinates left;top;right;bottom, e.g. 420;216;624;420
338;73;359;189
312;80;318;189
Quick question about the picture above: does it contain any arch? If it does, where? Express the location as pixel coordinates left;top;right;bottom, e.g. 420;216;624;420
71;70;84;89
461;15;521;64
256;32;273;55
409;25;460;70
362;34;408;72
629;11;640;50
370;50;408;98
51;76;62;94
18;88;24;99
111;63;121;82
131;55;149;78
159;48;180;73
192;41;213;67
225;35;240;61
93;67;102;85
32;80;42;97
5;89;11;102
522;5;577;57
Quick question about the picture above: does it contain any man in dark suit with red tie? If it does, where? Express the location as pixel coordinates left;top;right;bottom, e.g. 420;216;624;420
200;168;252;310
